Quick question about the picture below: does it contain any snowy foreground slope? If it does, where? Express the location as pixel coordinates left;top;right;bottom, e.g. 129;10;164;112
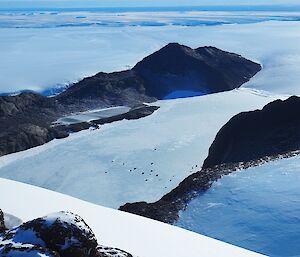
0;89;285;208
176;154;300;257
0;178;265;257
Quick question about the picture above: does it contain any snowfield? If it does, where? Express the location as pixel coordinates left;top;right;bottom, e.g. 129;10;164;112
1;17;300;95
0;89;285;209
176;154;300;257
0;178;265;257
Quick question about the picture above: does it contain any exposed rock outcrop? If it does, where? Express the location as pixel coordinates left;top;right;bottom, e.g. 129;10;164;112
203;95;300;168
133;43;261;98
0;211;133;257
92;105;159;125
58;43;261;103
0;92;159;157
56;70;156;110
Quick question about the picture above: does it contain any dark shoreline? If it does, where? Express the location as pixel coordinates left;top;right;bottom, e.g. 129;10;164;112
120;150;300;224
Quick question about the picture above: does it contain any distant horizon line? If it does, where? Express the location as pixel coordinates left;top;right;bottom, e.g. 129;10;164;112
1;5;300;12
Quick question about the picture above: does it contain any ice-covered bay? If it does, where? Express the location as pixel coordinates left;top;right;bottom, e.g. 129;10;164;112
0;89;284;208
176;155;300;257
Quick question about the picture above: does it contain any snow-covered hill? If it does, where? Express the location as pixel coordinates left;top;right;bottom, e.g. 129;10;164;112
0;88;285;208
176;154;300;257
0;178;265;257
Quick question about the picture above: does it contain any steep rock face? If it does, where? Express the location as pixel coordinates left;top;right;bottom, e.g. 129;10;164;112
0;96;86;156
203;95;300;168
0;93;57;117
0;93;68;156
133;43;261;98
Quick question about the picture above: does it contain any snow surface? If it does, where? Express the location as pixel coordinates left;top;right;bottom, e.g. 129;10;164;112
1;14;300;95
0;89;285;209
0;177;265;257
176;155;300;257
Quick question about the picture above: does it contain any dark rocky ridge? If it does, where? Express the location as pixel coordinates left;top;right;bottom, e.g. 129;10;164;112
0;92;159;156
0;43;261;156
120;150;300;224
0;93;67;156
56;70;156;110
58;43;261;102
203;95;300;168
120;96;300;224
133;43;261;98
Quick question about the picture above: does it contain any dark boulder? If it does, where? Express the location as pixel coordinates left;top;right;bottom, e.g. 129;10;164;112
1;211;98;257
0;211;134;257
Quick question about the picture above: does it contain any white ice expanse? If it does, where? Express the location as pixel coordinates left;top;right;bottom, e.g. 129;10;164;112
0;89;285;208
1;11;300;29
0;178;265;257
0;13;300;95
176;154;300;257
